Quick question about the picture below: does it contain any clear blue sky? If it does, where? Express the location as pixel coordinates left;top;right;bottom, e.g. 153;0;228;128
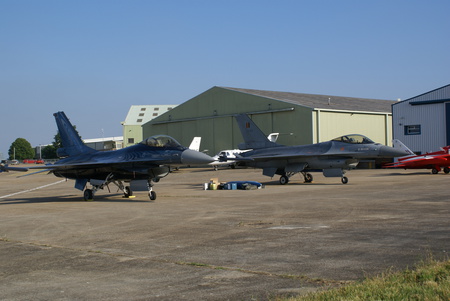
1;0;449;158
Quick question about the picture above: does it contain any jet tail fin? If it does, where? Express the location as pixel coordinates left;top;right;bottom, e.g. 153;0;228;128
440;145;450;154
392;139;415;157
54;111;96;157
235;114;282;149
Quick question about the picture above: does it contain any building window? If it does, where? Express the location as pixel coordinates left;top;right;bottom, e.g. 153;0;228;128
404;125;421;135
137;119;143;123
140;108;146;111
153;113;158;116
139;113;144;117
128;138;134;144
154;107;159;111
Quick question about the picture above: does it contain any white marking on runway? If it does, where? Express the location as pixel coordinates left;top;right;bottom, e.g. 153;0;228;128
0;180;66;199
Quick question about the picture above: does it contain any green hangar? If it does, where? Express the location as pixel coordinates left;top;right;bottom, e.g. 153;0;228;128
140;86;395;157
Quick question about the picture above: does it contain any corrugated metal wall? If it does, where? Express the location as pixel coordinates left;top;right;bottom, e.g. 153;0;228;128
393;84;450;154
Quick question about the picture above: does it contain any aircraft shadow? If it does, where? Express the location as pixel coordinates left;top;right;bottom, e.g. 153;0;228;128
262;181;343;186
0;193;153;205
376;171;436;177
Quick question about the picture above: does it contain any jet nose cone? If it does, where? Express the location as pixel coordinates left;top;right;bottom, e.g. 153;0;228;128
181;149;214;165
379;145;410;158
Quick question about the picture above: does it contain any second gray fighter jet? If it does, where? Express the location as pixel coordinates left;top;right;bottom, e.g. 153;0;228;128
226;114;409;184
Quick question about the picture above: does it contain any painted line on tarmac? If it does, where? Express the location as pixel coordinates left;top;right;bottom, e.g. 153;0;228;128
0;180;66;199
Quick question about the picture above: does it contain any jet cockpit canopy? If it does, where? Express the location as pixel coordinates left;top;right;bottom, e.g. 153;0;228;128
332;134;375;144
141;135;185;149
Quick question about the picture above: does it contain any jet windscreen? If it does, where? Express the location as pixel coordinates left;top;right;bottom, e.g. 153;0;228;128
331;134;374;144
141;135;184;148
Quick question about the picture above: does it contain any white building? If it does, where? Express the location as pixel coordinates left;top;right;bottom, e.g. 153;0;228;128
392;84;450;154
83;137;123;151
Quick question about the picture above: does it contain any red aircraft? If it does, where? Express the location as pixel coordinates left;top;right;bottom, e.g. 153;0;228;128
384;139;450;174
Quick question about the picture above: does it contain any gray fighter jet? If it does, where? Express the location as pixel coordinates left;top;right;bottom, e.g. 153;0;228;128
226;114;409;184
2;112;214;200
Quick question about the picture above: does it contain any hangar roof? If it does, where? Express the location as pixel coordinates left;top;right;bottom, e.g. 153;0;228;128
123;105;177;125
221;87;395;113
392;83;450;106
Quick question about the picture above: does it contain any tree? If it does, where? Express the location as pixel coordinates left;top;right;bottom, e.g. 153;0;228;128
52;132;62;149
41;144;57;159
8;138;35;160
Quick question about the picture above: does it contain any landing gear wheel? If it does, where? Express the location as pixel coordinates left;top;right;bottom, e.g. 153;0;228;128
304;173;313;183
125;186;133;197
279;175;289;185
83;189;93;201
149;191;156;201
432;168;439;174
341;176;348;184
444;167;450;174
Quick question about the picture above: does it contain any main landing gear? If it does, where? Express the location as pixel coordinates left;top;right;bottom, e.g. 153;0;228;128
278;171;349;184
82;174;158;201
431;167;450;174
279;171;314;185
82;179;135;201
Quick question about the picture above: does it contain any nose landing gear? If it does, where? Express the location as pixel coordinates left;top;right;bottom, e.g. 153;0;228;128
148;180;156;201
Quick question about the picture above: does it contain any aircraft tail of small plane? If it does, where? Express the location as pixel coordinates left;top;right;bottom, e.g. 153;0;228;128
235;114;281;149
189;137;202;152
440;145;450;154
54;111;97;157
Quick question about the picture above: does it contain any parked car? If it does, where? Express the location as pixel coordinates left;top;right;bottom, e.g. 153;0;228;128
23;159;35;164
1;159;19;165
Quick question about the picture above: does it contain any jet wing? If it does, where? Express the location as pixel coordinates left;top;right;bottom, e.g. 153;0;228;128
234;152;352;162
383;162;407;168
1;165;30;172
27;160;161;170
4;160;163;175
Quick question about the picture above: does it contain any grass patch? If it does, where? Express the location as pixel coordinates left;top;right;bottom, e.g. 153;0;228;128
179;261;210;267
278;258;450;301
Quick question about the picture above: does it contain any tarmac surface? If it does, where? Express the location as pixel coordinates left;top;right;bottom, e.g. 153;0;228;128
0;166;449;300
